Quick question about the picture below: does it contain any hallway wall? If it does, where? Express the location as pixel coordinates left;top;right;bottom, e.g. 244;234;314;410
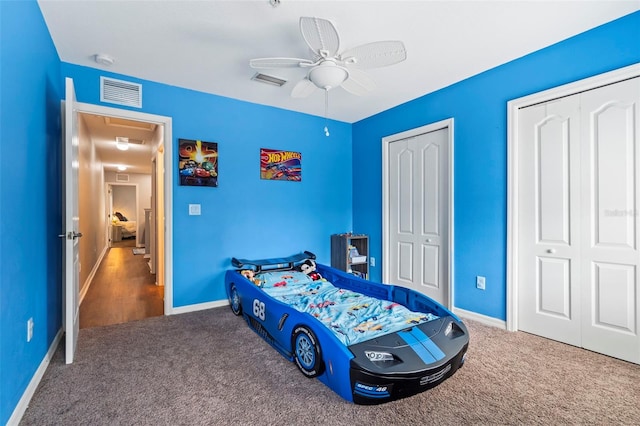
78;114;106;295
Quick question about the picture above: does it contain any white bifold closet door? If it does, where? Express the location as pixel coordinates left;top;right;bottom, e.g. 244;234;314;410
518;77;640;364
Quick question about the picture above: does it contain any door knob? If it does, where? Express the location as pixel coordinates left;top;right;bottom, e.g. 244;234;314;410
59;231;83;240
547;248;556;254
425;238;432;243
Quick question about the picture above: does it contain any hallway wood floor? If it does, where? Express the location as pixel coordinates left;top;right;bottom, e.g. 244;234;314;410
80;239;164;329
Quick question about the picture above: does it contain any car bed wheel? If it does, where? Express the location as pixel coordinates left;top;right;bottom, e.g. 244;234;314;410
229;284;242;316
292;326;324;378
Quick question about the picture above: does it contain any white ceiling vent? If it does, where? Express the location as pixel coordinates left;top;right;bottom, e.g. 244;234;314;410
115;174;130;182
100;77;142;108
251;73;287;87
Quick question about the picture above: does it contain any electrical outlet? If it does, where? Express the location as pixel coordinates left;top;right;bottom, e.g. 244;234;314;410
476;276;486;290
27;317;34;342
370;257;375;267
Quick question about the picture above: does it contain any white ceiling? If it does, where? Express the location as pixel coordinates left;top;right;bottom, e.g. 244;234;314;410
79;112;159;174
37;0;639;173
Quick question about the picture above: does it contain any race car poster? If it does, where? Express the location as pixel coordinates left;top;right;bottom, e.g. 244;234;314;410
260;148;302;181
178;139;218;187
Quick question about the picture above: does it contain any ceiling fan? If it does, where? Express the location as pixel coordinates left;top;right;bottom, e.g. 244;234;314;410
249;16;407;98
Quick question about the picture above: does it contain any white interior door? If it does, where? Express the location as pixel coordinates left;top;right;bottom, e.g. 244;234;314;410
388;126;449;304
518;94;582;346
518;77;640;364
107;184;114;247
579;78;640;363
63;77;81;364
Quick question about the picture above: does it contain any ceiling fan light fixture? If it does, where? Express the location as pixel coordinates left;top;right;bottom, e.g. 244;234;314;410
308;62;348;90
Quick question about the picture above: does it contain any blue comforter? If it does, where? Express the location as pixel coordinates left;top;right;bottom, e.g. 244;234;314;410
257;271;438;346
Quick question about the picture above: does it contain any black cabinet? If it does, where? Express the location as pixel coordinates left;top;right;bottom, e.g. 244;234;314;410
330;233;369;279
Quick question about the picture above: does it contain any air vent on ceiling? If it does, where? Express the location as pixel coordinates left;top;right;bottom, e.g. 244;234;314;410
116;136;145;146
104;116;155;131
251;73;287;87
115;174;130;182
100;77;142;108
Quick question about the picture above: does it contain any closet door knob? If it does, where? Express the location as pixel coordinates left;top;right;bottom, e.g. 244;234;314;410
547;248;556;254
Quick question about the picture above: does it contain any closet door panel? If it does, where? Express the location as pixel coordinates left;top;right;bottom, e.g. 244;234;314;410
580;77;640;364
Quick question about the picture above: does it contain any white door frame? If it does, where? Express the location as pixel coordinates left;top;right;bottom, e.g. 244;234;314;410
74;100;175;315
382;118;455;309
506;63;640;332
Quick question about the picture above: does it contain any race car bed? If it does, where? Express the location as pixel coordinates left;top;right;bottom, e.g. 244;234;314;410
225;251;469;405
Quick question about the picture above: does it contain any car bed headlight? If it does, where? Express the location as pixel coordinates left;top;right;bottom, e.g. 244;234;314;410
444;321;465;338
365;351;395;362
445;321;453;336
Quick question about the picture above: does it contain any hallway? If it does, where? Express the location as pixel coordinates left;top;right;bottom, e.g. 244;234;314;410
80;239;164;329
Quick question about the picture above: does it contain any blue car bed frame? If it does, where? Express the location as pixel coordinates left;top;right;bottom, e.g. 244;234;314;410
225;251;469;405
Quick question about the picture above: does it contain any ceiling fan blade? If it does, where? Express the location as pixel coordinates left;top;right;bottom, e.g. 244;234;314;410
299;17;340;58
291;79;318;98
250;57;314;69
341;68;376;96
341;41;407;68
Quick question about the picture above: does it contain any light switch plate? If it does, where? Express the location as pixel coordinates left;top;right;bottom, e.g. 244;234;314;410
189;204;201;216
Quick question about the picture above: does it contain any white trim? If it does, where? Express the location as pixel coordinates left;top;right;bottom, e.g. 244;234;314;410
381;118;455;310
7;328;63;426
454;308;507;330
169;299;229;316
506;63;640;332
162;119;174;314
79;243;108;305
73;101;174;315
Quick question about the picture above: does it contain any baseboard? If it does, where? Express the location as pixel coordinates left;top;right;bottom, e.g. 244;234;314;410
453;307;507;330
79;244;108;305
167;299;229;315
7;328;63;426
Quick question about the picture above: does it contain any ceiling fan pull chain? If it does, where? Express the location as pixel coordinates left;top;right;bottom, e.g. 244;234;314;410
324;89;330;137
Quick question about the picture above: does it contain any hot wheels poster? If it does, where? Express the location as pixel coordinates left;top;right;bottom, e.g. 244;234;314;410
178;139;218;187
260;148;301;181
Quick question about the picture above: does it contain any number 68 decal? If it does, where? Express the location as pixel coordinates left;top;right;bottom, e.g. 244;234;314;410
253;299;266;321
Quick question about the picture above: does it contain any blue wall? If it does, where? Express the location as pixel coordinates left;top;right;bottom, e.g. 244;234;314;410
352;11;640;321
61;63;353;307
0;1;63;424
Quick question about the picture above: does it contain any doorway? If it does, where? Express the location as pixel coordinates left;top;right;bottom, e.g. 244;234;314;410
107;183;139;248
72;102;174;327
382;119;454;308
507;64;640;364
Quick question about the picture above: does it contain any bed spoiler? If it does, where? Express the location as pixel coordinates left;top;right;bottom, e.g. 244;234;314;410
231;251;316;273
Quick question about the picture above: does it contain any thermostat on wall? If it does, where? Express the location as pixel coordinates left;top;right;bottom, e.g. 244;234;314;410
189;204;201;216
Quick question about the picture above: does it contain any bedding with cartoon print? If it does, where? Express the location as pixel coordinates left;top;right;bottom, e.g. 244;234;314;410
257;270;438;346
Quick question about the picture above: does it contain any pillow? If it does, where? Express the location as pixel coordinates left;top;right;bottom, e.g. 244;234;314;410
257;270;313;288
114;212;128;222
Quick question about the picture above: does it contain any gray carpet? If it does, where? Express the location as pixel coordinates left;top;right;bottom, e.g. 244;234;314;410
20;307;640;425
